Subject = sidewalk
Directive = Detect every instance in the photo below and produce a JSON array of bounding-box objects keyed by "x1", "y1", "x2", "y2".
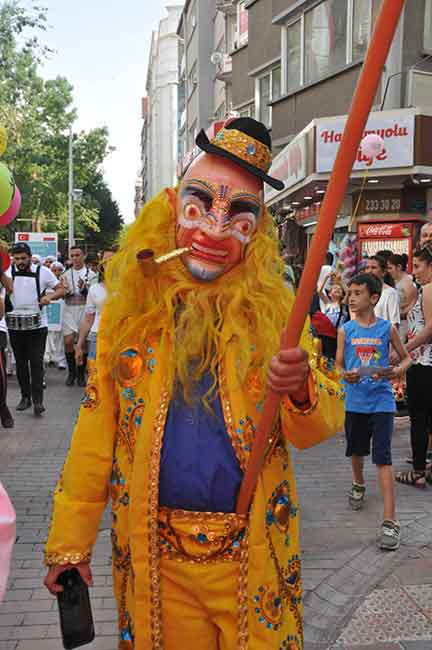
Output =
[
  {"x1": 297, "y1": 416, "x2": 432, "y2": 650},
  {"x1": 0, "y1": 370, "x2": 431, "y2": 649}
]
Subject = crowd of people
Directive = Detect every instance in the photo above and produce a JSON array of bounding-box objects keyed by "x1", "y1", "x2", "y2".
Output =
[
  {"x1": 0, "y1": 243, "x2": 115, "y2": 423},
  {"x1": 307, "y1": 222, "x2": 432, "y2": 550}
]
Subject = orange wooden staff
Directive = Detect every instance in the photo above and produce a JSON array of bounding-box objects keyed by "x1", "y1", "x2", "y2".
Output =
[{"x1": 236, "y1": 0, "x2": 406, "y2": 516}]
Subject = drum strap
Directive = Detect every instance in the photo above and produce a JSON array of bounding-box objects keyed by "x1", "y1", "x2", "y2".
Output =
[{"x1": 11, "y1": 266, "x2": 44, "y2": 303}]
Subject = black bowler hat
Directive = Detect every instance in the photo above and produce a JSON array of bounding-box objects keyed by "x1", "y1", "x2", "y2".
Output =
[{"x1": 195, "y1": 117, "x2": 285, "y2": 191}]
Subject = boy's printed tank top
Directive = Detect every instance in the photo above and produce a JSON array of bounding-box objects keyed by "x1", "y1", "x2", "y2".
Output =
[
  {"x1": 407, "y1": 286, "x2": 432, "y2": 366},
  {"x1": 343, "y1": 317, "x2": 395, "y2": 413}
]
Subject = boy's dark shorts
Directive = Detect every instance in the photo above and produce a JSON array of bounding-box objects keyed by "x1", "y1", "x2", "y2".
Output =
[{"x1": 345, "y1": 411, "x2": 394, "y2": 466}]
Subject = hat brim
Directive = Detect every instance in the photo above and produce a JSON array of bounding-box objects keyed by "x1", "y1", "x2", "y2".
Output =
[{"x1": 195, "y1": 130, "x2": 285, "y2": 192}]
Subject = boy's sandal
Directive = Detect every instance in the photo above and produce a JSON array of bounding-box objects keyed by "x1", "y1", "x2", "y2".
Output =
[{"x1": 395, "y1": 470, "x2": 426, "y2": 488}]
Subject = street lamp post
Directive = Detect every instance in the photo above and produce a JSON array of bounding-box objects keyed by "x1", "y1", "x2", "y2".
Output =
[{"x1": 68, "y1": 125, "x2": 74, "y2": 252}]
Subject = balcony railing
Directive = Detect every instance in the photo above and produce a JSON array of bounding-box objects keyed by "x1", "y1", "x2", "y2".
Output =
[{"x1": 215, "y1": 54, "x2": 233, "y2": 82}]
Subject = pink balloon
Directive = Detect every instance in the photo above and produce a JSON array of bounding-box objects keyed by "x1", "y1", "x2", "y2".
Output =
[
  {"x1": 360, "y1": 133, "x2": 385, "y2": 160},
  {"x1": 0, "y1": 186, "x2": 21, "y2": 226}
]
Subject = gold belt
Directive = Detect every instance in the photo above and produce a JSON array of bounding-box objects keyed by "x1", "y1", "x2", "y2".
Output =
[{"x1": 158, "y1": 507, "x2": 247, "y2": 564}]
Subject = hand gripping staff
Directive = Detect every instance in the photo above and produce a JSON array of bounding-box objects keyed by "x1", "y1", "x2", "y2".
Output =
[{"x1": 236, "y1": 0, "x2": 406, "y2": 516}]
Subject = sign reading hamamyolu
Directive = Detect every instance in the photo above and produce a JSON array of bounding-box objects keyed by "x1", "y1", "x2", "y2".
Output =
[{"x1": 316, "y1": 109, "x2": 415, "y2": 173}]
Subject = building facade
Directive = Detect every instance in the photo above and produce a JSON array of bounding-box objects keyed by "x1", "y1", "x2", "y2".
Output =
[
  {"x1": 177, "y1": 0, "x2": 235, "y2": 175},
  {"x1": 140, "y1": 4, "x2": 184, "y2": 203},
  {"x1": 229, "y1": 0, "x2": 432, "y2": 265}
]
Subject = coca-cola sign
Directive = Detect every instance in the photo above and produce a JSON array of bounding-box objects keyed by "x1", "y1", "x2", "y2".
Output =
[
  {"x1": 316, "y1": 109, "x2": 415, "y2": 173},
  {"x1": 358, "y1": 223, "x2": 411, "y2": 239}
]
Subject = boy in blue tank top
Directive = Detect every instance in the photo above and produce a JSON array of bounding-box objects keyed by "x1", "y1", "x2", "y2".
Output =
[{"x1": 336, "y1": 273, "x2": 411, "y2": 551}]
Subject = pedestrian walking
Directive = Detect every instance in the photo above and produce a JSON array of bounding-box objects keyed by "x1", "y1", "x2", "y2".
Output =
[
  {"x1": 75, "y1": 248, "x2": 116, "y2": 368},
  {"x1": 6, "y1": 243, "x2": 64, "y2": 417},
  {"x1": 45, "y1": 262, "x2": 67, "y2": 370},
  {"x1": 365, "y1": 255, "x2": 400, "y2": 327},
  {"x1": 0, "y1": 284, "x2": 13, "y2": 429},
  {"x1": 387, "y1": 253, "x2": 417, "y2": 342},
  {"x1": 396, "y1": 245, "x2": 432, "y2": 488},
  {"x1": 336, "y1": 272, "x2": 411, "y2": 550},
  {"x1": 315, "y1": 274, "x2": 349, "y2": 359},
  {"x1": 61, "y1": 246, "x2": 98, "y2": 387}
]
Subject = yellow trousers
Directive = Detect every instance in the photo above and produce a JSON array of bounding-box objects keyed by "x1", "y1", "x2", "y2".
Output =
[
  {"x1": 160, "y1": 557, "x2": 239, "y2": 649},
  {"x1": 158, "y1": 508, "x2": 246, "y2": 649}
]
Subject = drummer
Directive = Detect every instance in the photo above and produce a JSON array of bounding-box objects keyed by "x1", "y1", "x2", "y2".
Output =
[{"x1": 7, "y1": 243, "x2": 64, "y2": 417}]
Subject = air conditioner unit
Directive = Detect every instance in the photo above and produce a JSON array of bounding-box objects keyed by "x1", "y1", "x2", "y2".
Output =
[{"x1": 210, "y1": 51, "x2": 224, "y2": 66}]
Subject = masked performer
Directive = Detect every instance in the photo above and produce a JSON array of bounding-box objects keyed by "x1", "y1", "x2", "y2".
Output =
[{"x1": 44, "y1": 119, "x2": 344, "y2": 650}]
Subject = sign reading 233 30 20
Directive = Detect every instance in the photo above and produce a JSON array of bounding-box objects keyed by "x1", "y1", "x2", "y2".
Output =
[{"x1": 316, "y1": 110, "x2": 415, "y2": 173}]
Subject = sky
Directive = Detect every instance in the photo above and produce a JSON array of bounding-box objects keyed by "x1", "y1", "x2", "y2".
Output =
[{"x1": 28, "y1": 0, "x2": 183, "y2": 224}]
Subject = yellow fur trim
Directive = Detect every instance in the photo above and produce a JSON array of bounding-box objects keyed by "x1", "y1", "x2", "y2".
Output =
[{"x1": 103, "y1": 188, "x2": 294, "y2": 403}]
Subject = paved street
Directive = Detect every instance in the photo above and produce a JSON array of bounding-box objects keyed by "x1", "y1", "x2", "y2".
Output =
[{"x1": 1, "y1": 370, "x2": 432, "y2": 649}]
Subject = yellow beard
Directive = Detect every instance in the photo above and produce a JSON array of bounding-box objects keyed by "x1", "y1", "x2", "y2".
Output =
[{"x1": 103, "y1": 188, "x2": 294, "y2": 403}]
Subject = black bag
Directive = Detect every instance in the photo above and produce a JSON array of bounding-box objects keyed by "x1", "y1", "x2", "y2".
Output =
[{"x1": 56, "y1": 569, "x2": 95, "y2": 650}]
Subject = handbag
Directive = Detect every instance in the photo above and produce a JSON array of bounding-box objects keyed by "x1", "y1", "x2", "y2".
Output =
[{"x1": 0, "y1": 480, "x2": 16, "y2": 602}]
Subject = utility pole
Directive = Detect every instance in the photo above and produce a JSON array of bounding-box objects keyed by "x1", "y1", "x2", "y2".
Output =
[{"x1": 68, "y1": 125, "x2": 74, "y2": 252}]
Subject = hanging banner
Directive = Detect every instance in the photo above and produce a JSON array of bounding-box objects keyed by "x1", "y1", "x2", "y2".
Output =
[{"x1": 15, "y1": 233, "x2": 58, "y2": 259}]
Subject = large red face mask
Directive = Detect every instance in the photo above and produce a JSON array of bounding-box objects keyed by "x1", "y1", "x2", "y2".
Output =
[{"x1": 177, "y1": 154, "x2": 263, "y2": 281}]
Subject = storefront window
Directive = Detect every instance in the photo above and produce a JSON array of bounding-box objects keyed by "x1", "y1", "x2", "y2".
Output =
[
  {"x1": 305, "y1": 0, "x2": 348, "y2": 85},
  {"x1": 353, "y1": 0, "x2": 372, "y2": 61},
  {"x1": 286, "y1": 20, "x2": 302, "y2": 91}
]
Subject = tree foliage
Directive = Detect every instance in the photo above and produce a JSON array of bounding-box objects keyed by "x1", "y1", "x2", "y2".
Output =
[{"x1": 0, "y1": 1, "x2": 123, "y2": 250}]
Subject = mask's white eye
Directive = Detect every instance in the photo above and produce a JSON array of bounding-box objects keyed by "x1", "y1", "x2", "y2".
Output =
[
  {"x1": 184, "y1": 202, "x2": 204, "y2": 221},
  {"x1": 233, "y1": 219, "x2": 255, "y2": 237}
]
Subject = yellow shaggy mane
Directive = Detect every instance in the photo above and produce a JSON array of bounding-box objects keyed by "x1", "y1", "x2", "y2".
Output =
[{"x1": 103, "y1": 188, "x2": 294, "y2": 401}]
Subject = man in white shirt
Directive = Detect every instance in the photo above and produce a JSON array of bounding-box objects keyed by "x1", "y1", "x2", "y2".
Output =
[
  {"x1": 0, "y1": 259, "x2": 13, "y2": 428},
  {"x1": 365, "y1": 255, "x2": 400, "y2": 327},
  {"x1": 75, "y1": 248, "x2": 116, "y2": 367},
  {"x1": 419, "y1": 221, "x2": 432, "y2": 249},
  {"x1": 7, "y1": 243, "x2": 64, "y2": 416},
  {"x1": 61, "y1": 246, "x2": 98, "y2": 387}
]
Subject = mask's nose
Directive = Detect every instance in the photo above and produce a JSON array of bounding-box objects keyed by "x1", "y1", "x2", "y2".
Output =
[{"x1": 202, "y1": 209, "x2": 231, "y2": 240}]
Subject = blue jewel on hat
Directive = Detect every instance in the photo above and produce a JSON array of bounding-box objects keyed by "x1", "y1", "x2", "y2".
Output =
[{"x1": 246, "y1": 143, "x2": 256, "y2": 156}]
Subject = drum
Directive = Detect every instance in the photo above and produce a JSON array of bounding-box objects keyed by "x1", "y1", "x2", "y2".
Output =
[{"x1": 6, "y1": 309, "x2": 41, "y2": 331}]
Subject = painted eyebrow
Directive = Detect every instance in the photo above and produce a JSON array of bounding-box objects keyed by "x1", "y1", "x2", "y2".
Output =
[
  {"x1": 180, "y1": 183, "x2": 215, "y2": 202},
  {"x1": 230, "y1": 198, "x2": 261, "y2": 217}
]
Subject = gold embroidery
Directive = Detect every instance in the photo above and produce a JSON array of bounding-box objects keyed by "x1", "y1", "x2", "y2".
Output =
[
  {"x1": 148, "y1": 388, "x2": 170, "y2": 650},
  {"x1": 44, "y1": 551, "x2": 91, "y2": 567},
  {"x1": 211, "y1": 128, "x2": 272, "y2": 173},
  {"x1": 158, "y1": 508, "x2": 247, "y2": 563},
  {"x1": 238, "y1": 525, "x2": 249, "y2": 650},
  {"x1": 115, "y1": 347, "x2": 145, "y2": 387}
]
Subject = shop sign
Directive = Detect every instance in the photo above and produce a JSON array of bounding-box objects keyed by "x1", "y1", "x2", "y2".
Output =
[
  {"x1": 357, "y1": 223, "x2": 411, "y2": 239},
  {"x1": 265, "y1": 134, "x2": 307, "y2": 203},
  {"x1": 316, "y1": 110, "x2": 415, "y2": 173}
]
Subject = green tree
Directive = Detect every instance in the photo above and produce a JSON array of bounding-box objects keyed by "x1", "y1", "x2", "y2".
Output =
[{"x1": 0, "y1": 1, "x2": 123, "y2": 248}]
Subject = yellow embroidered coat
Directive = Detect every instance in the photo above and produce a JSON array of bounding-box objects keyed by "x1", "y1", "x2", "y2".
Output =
[{"x1": 45, "y1": 324, "x2": 344, "y2": 650}]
